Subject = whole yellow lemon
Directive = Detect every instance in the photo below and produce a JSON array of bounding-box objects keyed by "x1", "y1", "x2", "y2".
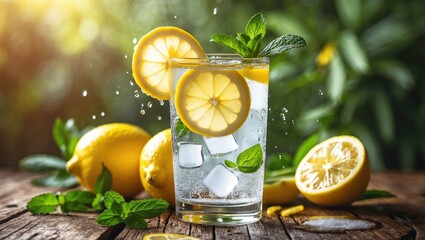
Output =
[
  {"x1": 139, "y1": 128, "x2": 175, "y2": 206},
  {"x1": 66, "y1": 123, "x2": 151, "y2": 198}
]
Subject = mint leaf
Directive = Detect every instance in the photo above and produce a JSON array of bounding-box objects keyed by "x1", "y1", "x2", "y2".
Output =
[
  {"x1": 236, "y1": 144, "x2": 263, "y2": 173},
  {"x1": 124, "y1": 214, "x2": 148, "y2": 229},
  {"x1": 20, "y1": 154, "x2": 66, "y2": 172},
  {"x1": 259, "y1": 34, "x2": 306, "y2": 57},
  {"x1": 358, "y1": 189, "x2": 396, "y2": 201},
  {"x1": 237, "y1": 33, "x2": 250, "y2": 45},
  {"x1": 128, "y1": 198, "x2": 169, "y2": 219},
  {"x1": 247, "y1": 34, "x2": 263, "y2": 57},
  {"x1": 210, "y1": 33, "x2": 253, "y2": 58},
  {"x1": 96, "y1": 209, "x2": 124, "y2": 226},
  {"x1": 61, "y1": 190, "x2": 95, "y2": 213},
  {"x1": 103, "y1": 191, "x2": 125, "y2": 209},
  {"x1": 292, "y1": 134, "x2": 319, "y2": 168},
  {"x1": 95, "y1": 164, "x2": 112, "y2": 194},
  {"x1": 175, "y1": 118, "x2": 190, "y2": 138},
  {"x1": 27, "y1": 193, "x2": 59, "y2": 214},
  {"x1": 245, "y1": 12, "x2": 266, "y2": 39},
  {"x1": 224, "y1": 160, "x2": 237, "y2": 169},
  {"x1": 31, "y1": 169, "x2": 78, "y2": 187},
  {"x1": 92, "y1": 193, "x2": 104, "y2": 211}
]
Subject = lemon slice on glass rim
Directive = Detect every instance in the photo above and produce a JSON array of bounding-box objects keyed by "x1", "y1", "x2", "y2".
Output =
[
  {"x1": 295, "y1": 135, "x2": 370, "y2": 206},
  {"x1": 174, "y1": 69, "x2": 251, "y2": 137},
  {"x1": 132, "y1": 26, "x2": 206, "y2": 100}
]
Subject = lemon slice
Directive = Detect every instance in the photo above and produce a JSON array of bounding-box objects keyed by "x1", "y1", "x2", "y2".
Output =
[
  {"x1": 263, "y1": 176, "x2": 300, "y2": 205},
  {"x1": 295, "y1": 135, "x2": 370, "y2": 206},
  {"x1": 132, "y1": 26, "x2": 206, "y2": 100},
  {"x1": 238, "y1": 68, "x2": 269, "y2": 84},
  {"x1": 175, "y1": 69, "x2": 251, "y2": 137},
  {"x1": 143, "y1": 233, "x2": 200, "y2": 240}
]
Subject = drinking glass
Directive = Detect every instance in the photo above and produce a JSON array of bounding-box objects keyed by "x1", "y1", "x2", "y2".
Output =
[{"x1": 169, "y1": 54, "x2": 269, "y2": 225}]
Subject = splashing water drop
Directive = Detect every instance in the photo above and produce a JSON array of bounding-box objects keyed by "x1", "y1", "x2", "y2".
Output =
[
  {"x1": 157, "y1": 116, "x2": 162, "y2": 120},
  {"x1": 280, "y1": 113, "x2": 286, "y2": 121},
  {"x1": 173, "y1": 15, "x2": 178, "y2": 19},
  {"x1": 147, "y1": 102, "x2": 153, "y2": 108},
  {"x1": 115, "y1": 90, "x2": 120, "y2": 95},
  {"x1": 124, "y1": 55, "x2": 128, "y2": 59},
  {"x1": 318, "y1": 89, "x2": 324, "y2": 96},
  {"x1": 82, "y1": 90, "x2": 88, "y2": 97},
  {"x1": 140, "y1": 103, "x2": 144, "y2": 108},
  {"x1": 282, "y1": 107, "x2": 288, "y2": 113},
  {"x1": 134, "y1": 90, "x2": 140, "y2": 98},
  {"x1": 100, "y1": 112, "x2": 105, "y2": 117},
  {"x1": 159, "y1": 100, "x2": 164, "y2": 106},
  {"x1": 132, "y1": 37, "x2": 137, "y2": 44},
  {"x1": 292, "y1": 119, "x2": 295, "y2": 124},
  {"x1": 140, "y1": 109, "x2": 145, "y2": 115},
  {"x1": 213, "y1": 7, "x2": 218, "y2": 15},
  {"x1": 129, "y1": 81, "x2": 134, "y2": 86},
  {"x1": 92, "y1": 115, "x2": 96, "y2": 120}
]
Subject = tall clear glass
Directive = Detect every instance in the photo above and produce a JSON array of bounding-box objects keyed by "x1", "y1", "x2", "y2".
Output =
[{"x1": 169, "y1": 55, "x2": 269, "y2": 225}]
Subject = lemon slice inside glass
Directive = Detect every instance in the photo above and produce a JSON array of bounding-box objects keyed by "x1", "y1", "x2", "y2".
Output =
[
  {"x1": 132, "y1": 26, "x2": 206, "y2": 100},
  {"x1": 238, "y1": 68, "x2": 269, "y2": 84},
  {"x1": 295, "y1": 135, "x2": 370, "y2": 206},
  {"x1": 175, "y1": 69, "x2": 251, "y2": 137}
]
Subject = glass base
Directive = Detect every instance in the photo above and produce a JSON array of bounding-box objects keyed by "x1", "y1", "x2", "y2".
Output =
[{"x1": 176, "y1": 199, "x2": 262, "y2": 226}]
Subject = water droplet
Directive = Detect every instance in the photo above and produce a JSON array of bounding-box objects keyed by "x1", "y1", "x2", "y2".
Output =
[
  {"x1": 274, "y1": 145, "x2": 278, "y2": 150},
  {"x1": 126, "y1": 71, "x2": 129, "y2": 75},
  {"x1": 115, "y1": 90, "x2": 120, "y2": 95},
  {"x1": 147, "y1": 102, "x2": 152, "y2": 108},
  {"x1": 157, "y1": 116, "x2": 162, "y2": 120},
  {"x1": 213, "y1": 7, "x2": 218, "y2": 15},
  {"x1": 292, "y1": 119, "x2": 295, "y2": 124},
  {"x1": 124, "y1": 55, "x2": 128, "y2": 59},
  {"x1": 174, "y1": 15, "x2": 178, "y2": 19},
  {"x1": 318, "y1": 89, "x2": 324, "y2": 96},
  {"x1": 284, "y1": 131, "x2": 288, "y2": 135},
  {"x1": 132, "y1": 37, "x2": 138, "y2": 44},
  {"x1": 82, "y1": 90, "x2": 88, "y2": 97},
  {"x1": 134, "y1": 90, "x2": 140, "y2": 98},
  {"x1": 280, "y1": 113, "x2": 286, "y2": 121},
  {"x1": 140, "y1": 103, "x2": 144, "y2": 108},
  {"x1": 140, "y1": 109, "x2": 145, "y2": 115},
  {"x1": 100, "y1": 112, "x2": 105, "y2": 117},
  {"x1": 129, "y1": 81, "x2": 134, "y2": 86},
  {"x1": 159, "y1": 100, "x2": 164, "y2": 106},
  {"x1": 92, "y1": 115, "x2": 96, "y2": 120},
  {"x1": 282, "y1": 107, "x2": 288, "y2": 113}
]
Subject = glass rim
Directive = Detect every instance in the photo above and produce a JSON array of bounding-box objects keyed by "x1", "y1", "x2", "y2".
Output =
[{"x1": 169, "y1": 54, "x2": 269, "y2": 65}]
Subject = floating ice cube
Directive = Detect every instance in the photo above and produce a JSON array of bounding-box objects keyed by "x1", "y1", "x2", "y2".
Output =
[
  {"x1": 203, "y1": 164, "x2": 238, "y2": 198},
  {"x1": 178, "y1": 143, "x2": 204, "y2": 168},
  {"x1": 247, "y1": 79, "x2": 268, "y2": 110},
  {"x1": 203, "y1": 134, "x2": 239, "y2": 157}
]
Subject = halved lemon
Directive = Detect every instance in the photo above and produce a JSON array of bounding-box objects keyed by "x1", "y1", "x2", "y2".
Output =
[
  {"x1": 143, "y1": 233, "x2": 200, "y2": 240},
  {"x1": 132, "y1": 26, "x2": 206, "y2": 100},
  {"x1": 263, "y1": 176, "x2": 300, "y2": 205},
  {"x1": 175, "y1": 69, "x2": 250, "y2": 137},
  {"x1": 295, "y1": 135, "x2": 370, "y2": 207}
]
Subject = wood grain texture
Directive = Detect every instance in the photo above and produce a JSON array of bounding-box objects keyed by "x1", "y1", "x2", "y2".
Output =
[{"x1": 0, "y1": 169, "x2": 424, "y2": 240}]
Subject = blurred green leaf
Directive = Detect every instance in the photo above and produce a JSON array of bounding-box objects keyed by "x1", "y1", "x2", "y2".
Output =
[
  {"x1": 327, "y1": 51, "x2": 346, "y2": 103},
  {"x1": 293, "y1": 134, "x2": 320, "y2": 168},
  {"x1": 335, "y1": 0, "x2": 361, "y2": 30},
  {"x1": 339, "y1": 31, "x2": 369, "y2": 73},
  {"x1": 358, "y1": 189, "x2": 396, "y2": 201},
  {"x1": 373, "y1": 90, "x2": 394, "y2": 143},
  {"x1": 351, "y1": 124, "x2": 385, "y2": 170},
  {"x1": 375, "y1": 59, "x2": 414, "y2": 90},
  {"x1": 32, "y1": 170, "x2": 78, "y2": 188},
  {"x1": 20, "y1": 155, "x2": 66, "y2": 172},
  {"x1": 267, "y1": 152, "x2": 292, "y2": 170}
]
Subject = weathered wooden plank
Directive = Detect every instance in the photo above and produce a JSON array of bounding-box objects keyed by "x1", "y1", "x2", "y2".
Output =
[
  {"x1": 189, "y1": 222, "x2": 215, "y2": 239},
  {"x1": 215, "y1": 225, "x2": 250, "y2": 240},
  {"x1": 247, "y1": 214, "x2": 290, "y2": 240},
  {"x1": 0, "y1": 212, "x2": 117, "y2": 240}
]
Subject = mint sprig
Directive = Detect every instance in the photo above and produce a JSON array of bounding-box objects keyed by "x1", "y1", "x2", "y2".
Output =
[
  {"x1": 210, "y1": 12, "x2": 306, "y2": 58},
  {"x1": 225, "y1": 144, "x2": 264, "y2": 173},
  {"x1": 96, "y1": 191, "x2": 169, "y2": 229}
]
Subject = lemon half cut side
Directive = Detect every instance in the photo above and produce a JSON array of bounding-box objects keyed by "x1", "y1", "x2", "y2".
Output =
[{"x1": 295, "y1": 135, "x2": 370, "y2": 207}]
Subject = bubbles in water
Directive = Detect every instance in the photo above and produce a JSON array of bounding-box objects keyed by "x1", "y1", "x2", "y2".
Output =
[
  {"x1": 147, "y1": 102, "x2": 153, "y2": 108},
  {"x1": 134, "y1": 90, "x2": 140, "y2": 98},
  {"x1": 82, "y1": 90, "x2": 88, "y2": 97},
  {"x1": 132, "y1": 37, "x2": 137, "y2": 45},
  {"x1": 100, "y1": 112, "x2": 105, "y2": 117},
  {"x1": 213, "y1": 7, "x2": 218, "y2": 15},
  {"x1": 157, "y1": 116, "x2": 162, "y2": 120}
]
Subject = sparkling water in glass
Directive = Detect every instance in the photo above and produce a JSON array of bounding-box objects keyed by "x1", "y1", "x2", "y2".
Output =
[{"x1": 169, "y1": 55, "x2": 269, "y2": 225}]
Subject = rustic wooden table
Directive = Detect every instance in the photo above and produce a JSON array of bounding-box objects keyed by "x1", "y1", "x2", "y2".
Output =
[{"x1": 0, "y1": 169, "x2": 424, "y2": 240}]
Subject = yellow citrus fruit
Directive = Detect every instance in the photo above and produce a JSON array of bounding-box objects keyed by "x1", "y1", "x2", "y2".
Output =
[
  {"x1": 263, "y1": 176, "x2": 300, "y2": 205},
  {"x1": 66, "y1": 123, "x2": 151, "y2": 198},
  {"x1": 175, "y1": 69, "x2": 251, "y2": 137},
  {"x1": 238, "y1": 68, "x2": 269, "y2": 84},
  {"x1": 132, "y1": 26, "x2": 206, "y2": 100},
  {"x1": 280, "y1": 205, "x2": 304, "y2": 217},
  {"x1": 295, "y1": 135, "x2": 370, "y2": 207},
  {"x1": 140, "y1": 128, "x2": 175, "y2": 206},
  {"x1": 143, "y1": 233, "x2": 200, "y2": 240}
]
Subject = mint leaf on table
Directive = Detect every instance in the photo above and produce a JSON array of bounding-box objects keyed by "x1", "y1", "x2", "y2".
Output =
[
  {"x1": 127, "y1": 198, "x2": 169, "y2": 219},
  {"x1": 358, "y1": 189, "x2": 396, "y2": 201},
  {"x1": 26, "y1": 193, "x2": 59, "y2": 214},
  {"x1": 210, "y1": 12, "x2": 306, "y2": 58},
  {"x1": 96, "y1": 209, "x2": 124, "y2": 226},
  {"x1": 103, "y1": 190, "x2": 125, "y2": 209},
  {"x1": 236, "y1": 144, "x2": 264, "y2": 173},
  {"x1": 61, "y1": 190, "x2": 96, "y2": 213},
  {"x1": 19, "y1": 155, "x2": 66, "y2": 172},
  {"x1": 95, "y1": 164, "x2": 113, "y2": 195},
  {"x1": 31, "y1": 169, "x2": 78, "y2": 188}
]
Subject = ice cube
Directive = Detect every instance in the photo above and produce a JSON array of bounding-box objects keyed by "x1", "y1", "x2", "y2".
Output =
[
  {"x1": 203, "y1": 164, "x2": 238, "y2": 198},
  {"x1": 203, "y1": 134, "x2": 239, "y2": 156},
  {"x1": 247, "y1": 79, "x2": 268, "y2": 110},
  {"x1": 178, "y1": 143, "x2": 204, "y2": 168}
]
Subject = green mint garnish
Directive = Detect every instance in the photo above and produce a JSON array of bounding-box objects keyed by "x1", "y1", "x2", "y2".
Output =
[
  {"x1": 95, "y1": 163, "x2": 113, "y2": 195},
  {"x1": 26, "y1": 193, "x2": 60, "y2": 214},
  {"x1": 175, "y1": 118, "x2": 190, "y2": 138},
  {"x1": 96, "y1": 191, "x2": 169, "y2": 229},
  {"x1": 210, "y1": 12, "x2": 306, "y2": 58},
  {"x1": 358, "y1": 189, "x2": 396, "y2": 201},
  {"x1": 224, "y1": 144, "x2": 264, "y2": 173}
]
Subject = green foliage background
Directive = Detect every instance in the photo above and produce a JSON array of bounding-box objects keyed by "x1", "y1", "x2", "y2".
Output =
[{"x1": 1, "y1": 0, "x2": 424, "y2": 170}]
